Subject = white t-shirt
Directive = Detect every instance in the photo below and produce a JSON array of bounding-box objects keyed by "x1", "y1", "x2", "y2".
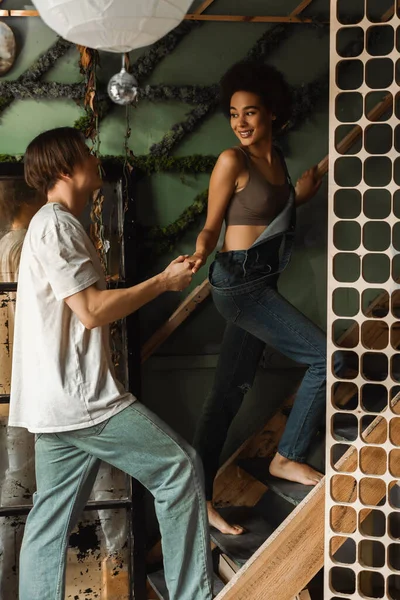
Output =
[{"x1": 9, "y1": 203, "x2": 135, "y2": 433}]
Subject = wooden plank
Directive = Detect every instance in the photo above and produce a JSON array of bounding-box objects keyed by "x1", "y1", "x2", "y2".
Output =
[
  {"x1": 146, "y1": 580, "x2": 159, "y2": 600},
  {"x1": 141, "y1": 279, "x2": 210, "y2": 362},
  {"x1": 215, "y1": 410, "x2": 394, "y2": 599},
  {"x1": 0, "y1": 9, "x2": 39, "y2": 16},
  {"x1": 101, "y1": 554, "x2": 129, "y2": 600},
  {"x1": 193, "y1": 0, "x2": 216, "y2": 15},
  {"x1": 0, "y1": 404, "x2": 9, "y2": 417},
  {"x1": 297, "y1": 590, "x2": 312, "y2": 600},
  {"x1": 213, "y1": 464, "x2": 268, "y2": 507},
  {"x1": 215, "y1": 479, "x2": 325, "y2": 600},
  {"x1": 291, "y1": 0, "x2": 314, "y2": 16},
  {"x1": 0, "y1": 0, "x2": 316, "y2": 19},
  {"x1": 184, "y1": 15, "x2": 318, "y2": 23},
  {"x1": 219, "y1": 553, "x2": 239, "y2": 583},
  {"x1": 0, "y1": 10, "x2": 314, "y2": 22}
]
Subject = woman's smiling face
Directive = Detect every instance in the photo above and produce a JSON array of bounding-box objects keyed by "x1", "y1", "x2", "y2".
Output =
[{"x1": 229, "y1": 90, "x2": 274, "y2": 146}]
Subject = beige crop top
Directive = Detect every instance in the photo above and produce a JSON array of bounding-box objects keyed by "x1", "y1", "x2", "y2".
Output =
[{"x1": 225, "y1": 146, "x2": 290, "y2": 227}]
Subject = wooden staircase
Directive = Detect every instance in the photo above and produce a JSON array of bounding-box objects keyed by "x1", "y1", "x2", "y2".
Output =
[
  {"x1": 144, "y1": 284, "x2": 395, "y2": 598},
  {"x1": 140, "y1": 22, "x2": 397, "y2": 596}
]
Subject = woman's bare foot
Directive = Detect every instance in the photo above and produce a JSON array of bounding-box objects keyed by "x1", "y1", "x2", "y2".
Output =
[
  {"x1": 207, "y1": 501, "x2": 244, "y2": 535},
  {"x1": 269, "y1": 453, "x2": 323, "y2": 486}
]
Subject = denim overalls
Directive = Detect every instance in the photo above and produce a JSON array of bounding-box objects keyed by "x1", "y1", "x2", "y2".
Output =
[{"x1": 194, "y1": 153, "x2": 339, "y2": 500}]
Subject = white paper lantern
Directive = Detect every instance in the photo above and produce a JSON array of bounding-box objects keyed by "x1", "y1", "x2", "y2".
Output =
[{"x1": 31, "y1": 0, "x2": 193, "y2": 53}]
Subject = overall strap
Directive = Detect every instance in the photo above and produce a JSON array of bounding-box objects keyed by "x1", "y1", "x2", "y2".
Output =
[{"x1": 274, "y1": 145, "x2": 293, "y2": 186}]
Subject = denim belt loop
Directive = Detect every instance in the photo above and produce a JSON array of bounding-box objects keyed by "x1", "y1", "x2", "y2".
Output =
[{"x1": 242, "y1": 250, "x2": 249, "y2": 277}]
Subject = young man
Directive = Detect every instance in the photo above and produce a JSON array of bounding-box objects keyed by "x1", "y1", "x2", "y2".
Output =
[{"x1": 9, "y1": 127, "x2": 213, "y2": 600}]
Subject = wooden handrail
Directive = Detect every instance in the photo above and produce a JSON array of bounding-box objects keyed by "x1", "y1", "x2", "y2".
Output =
[
  {"x1": 184, "y1": 15, "x2": 320, "y2": 23},
  {"x1": 0, "y1": 11, "x2": 320, "y2": 23},
  {"x1": 0, "y1": 0, "x2": 316, "y2": 22}
]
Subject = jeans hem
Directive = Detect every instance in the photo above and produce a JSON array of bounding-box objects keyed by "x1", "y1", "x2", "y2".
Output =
[{"x1": 276, "y1": 448, "x2": 307, "y2": 463}]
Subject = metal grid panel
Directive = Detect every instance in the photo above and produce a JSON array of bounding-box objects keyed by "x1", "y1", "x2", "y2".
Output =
[{"x1": 325, "y1": 2, "x2": 400, "y2": 598}]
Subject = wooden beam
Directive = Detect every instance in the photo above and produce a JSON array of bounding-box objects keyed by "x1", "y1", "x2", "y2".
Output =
[
  {"x1": 0, "y1": 9, "x2": 39, "y2": 16},
  {"x1": 193, "y1": 0, "x2": 217, "y2": 15},
  {"x1": 291, "y1": 0, "x2": 314, "y2": 17},
  {"x1": 0, "y1": 1, "x2": 317, "y2": 22},
  {"x1": 216, "y1": 479, "x2": 325, "y2": 600},
  {"x1": 297, "y1": 591, "x2": 312, "y2": 600},
  {"x1": 215, "y1": 403, "x2": 396, "y2": 600},
  {"x1": 0, "y1": 12, "x2": 318, "y2": 23},
  {"x1": 184, "y1": 15, "x2": 319, "y2": 23},
  {"x1": 141, "y1": 279, "x2": 210, "y2": 362}
]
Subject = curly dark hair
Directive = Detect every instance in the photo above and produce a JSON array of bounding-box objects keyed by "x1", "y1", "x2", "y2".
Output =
[
  {"x1": 219, "y1": 61, "x2": 292, "y2": 130},
  {"x1": 0, "y1": 178, "x2": 40, "y2": 226}
]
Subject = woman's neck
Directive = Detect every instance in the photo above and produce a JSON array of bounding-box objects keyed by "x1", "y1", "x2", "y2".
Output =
[{"x1": 245, "y1": 138, "x2": 274, "y2": 163}]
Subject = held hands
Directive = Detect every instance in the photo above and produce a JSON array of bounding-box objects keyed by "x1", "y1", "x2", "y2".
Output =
[
  {"x1": 295, "y1": 165, "x2": 322, "y2": 205},
  {"x1": 162, "y1": 255, "x2": 193, "y2": 292},
  {"x1": 185, "y1": 251, "x2": 206, "y2": 274}
]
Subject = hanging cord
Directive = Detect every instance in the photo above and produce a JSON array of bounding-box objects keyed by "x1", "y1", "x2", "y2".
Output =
[
  {"x1": 78, "y1": 46, "x2": 108, "y2": 274},
  {"x1": 108, "y1": 54, "x2": 134, "y2": 376},
  {"x1": 122, "y1": 51, "x2": 134, "y2": 236}
]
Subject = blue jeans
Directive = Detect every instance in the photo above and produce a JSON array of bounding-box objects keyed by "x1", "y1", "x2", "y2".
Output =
[
  {"x1": 194, "y1": 244, "x2": 339, "y2": 500},
  {"x1": 19, "y1": 403, "x2": 213, "y2": 600}
]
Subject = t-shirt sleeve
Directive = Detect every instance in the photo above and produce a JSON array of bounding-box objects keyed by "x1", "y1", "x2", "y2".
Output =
[{"x1": 36, "y1": 223, "x2": 100, "y2": 301}]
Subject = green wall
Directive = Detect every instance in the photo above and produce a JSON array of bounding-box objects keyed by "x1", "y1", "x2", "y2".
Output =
[{"x1": 1, "y1": 0, "x2": 333, "y2": 453}]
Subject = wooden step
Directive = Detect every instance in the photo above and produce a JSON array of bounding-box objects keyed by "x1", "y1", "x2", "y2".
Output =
[
  {"x1": 237, "y1": 427, "x2": 327, "y2": 506},
  {"x1": 210, "y1": 506, "x2": 273, "y2": 567},
  {"x1": 253, "y1": 489, "x2": 295, "y2": 530},
  {"x1": 214, "y1": 400, "x2": 397, "y2": 599},
  {"x1": 238, "y1": 458, "x2": 312, "y2": 506}
]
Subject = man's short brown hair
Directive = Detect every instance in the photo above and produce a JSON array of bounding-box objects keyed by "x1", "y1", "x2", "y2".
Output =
[{"x1": 24, "y1": 127, "x2": 89, "y2": 195}]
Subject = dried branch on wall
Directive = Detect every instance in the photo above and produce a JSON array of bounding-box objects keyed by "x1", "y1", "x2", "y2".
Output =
[
  {"x1": 149, "y1": 102, "x2": 218, "y2": 157},
  {"x1": 138, "y1": 84, "x2": 218, "y2": 104},
  {"x1": 131, "y1": 21, "x2": 200, "y2": 82},
  {"x1": 0, "y1": 80, "x2": 85, "y2": 100},
  {"x1": 144, "y1": 188, "x2": 209, "y2": 254},
  {"x1": 0, "y1": 38, "x2": 73, "y2": 115}
]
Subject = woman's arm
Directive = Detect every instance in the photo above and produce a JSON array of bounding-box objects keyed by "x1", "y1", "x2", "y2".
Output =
[
  {"x1": 188, "y1": 149, "x2": 242, "y2": 273},
  {"x1": 295, "y1": 165, "x2": 322, "y2": 206}
]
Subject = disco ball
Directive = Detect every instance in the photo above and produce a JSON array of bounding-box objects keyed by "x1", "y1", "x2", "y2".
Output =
[{"x1": 107, "y1": 66, "x2": 138, "y2": 106}]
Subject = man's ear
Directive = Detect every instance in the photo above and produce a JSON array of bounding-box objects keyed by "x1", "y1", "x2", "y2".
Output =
[{"x1": 59, "y1": 171, "x2": 73, "y2": 183}]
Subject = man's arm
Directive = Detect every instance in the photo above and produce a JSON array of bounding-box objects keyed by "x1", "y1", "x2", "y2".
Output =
[{"x1": 65, "y1": 255, "x2": 192, "y2": 329}]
